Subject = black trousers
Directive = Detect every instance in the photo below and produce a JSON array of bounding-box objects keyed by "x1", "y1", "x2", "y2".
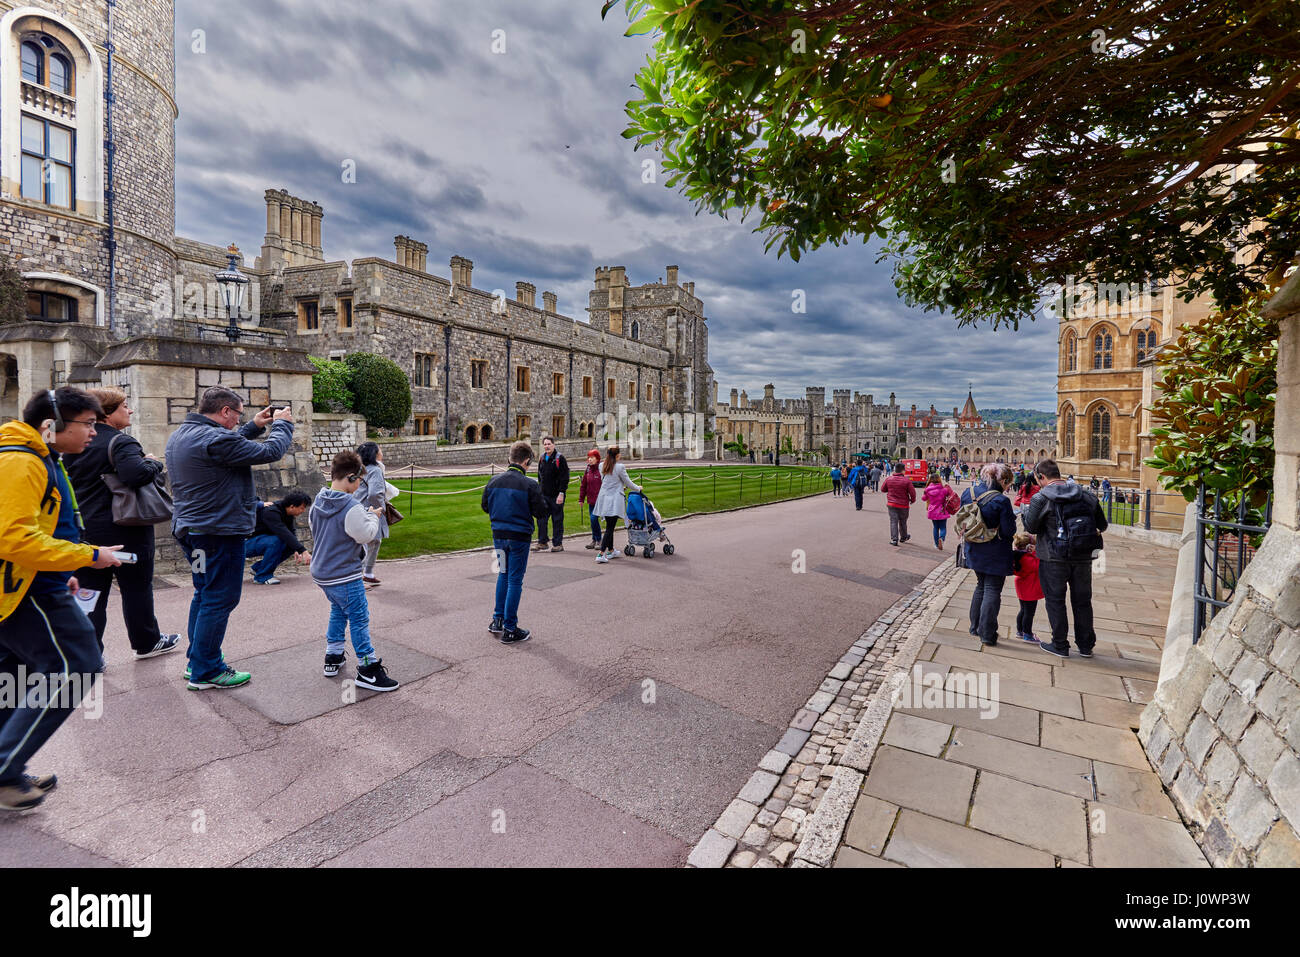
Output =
[
  {"x1": 968, "y1": 572, "x2": 1006, "y2": 644},
  {"x1": 599, "y1": 516, "x2": 619, "y2": 552},
  {"x1": 1037, "y1": 560, "x2": 1096, "y2": 652},
  {"x1": 0, "y1": 590, "x2": 102, "y2": 786},
  {"x1": 76, "y1": 524, "x2": 163, "y2": 654},
  {"x1": 1016, "y1": 599, "x2": 1038, "y2": 636},
  {"x1": 537, "y1": 494, "x2": 564, "y2": 545}
]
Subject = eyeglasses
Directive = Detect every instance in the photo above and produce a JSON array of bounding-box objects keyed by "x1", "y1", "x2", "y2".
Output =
[{"x1": 67, "y1": 418, "x2": 98, "y2": 429}]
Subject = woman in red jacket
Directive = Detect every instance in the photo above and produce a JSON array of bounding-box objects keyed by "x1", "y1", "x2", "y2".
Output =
[
  {"x1": 578, "y1": 449, "x2": 603, "y2": 549},
  {"x1": 1012, "y1": 531, "x2": 1044, "y2": 642}
]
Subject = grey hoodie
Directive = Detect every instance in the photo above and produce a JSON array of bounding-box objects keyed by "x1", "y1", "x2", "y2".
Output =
[
  {"x1": 1020, "y1": 480, "x2": 1108, "y2": 563},
  {"x1": 309, "y1": 487, "x2": 380, "y2": 587}
]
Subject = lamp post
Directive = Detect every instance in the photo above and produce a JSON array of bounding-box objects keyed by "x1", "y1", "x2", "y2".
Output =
[{"x1": 214, "y1": 244, "x2": 249, "y2": 343}]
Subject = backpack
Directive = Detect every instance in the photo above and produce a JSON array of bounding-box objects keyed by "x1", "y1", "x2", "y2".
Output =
[
  {"x1": 853, "y1": 467, "x2": 868, "y2": 490},
  {"x1": 1051, "y1": 495, "x2": 1104, "y2": 561},
  {"x1": 953, "y1": 489, "x2": 1001, "y2": 543},
  {"x1": 0, "y1": 445, "x2": 58, "y2": 516},
  {"x1": 943, "y1": 486, "x2": 961, "y2": 515}
]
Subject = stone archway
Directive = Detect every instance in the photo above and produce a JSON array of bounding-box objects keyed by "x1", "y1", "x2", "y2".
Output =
[
  {"x1": 466, "y1": 425, "x2": 478, "y2": 444},
  {"x1": 481, "y1": 424, "x2": 494, "y2": 441}
]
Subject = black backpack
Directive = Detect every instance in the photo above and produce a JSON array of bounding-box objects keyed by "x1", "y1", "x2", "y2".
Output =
[
  {"x1": 1052, "y1": 494, "x2": 1103, "y2": 561},
  {"x1": 853, "y1": 468, "x2": 868, "y2": 490}
]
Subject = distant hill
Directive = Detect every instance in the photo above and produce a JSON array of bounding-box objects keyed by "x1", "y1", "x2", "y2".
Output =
[{"x1": 979, "y1": 408, "x2": 1056, "y2": 431}]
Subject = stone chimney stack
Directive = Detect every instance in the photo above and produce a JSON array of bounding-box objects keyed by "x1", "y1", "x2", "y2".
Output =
[
  {"x1": 395, "y1": 236, "x2": 410, "y2": 267},
  {"x1": 665, "y1": 265, "x2": 678, "y2": 286},
  {"x1": 450, "y1": 255, "x2": 474, "y2": 290},
  {"x1": 683, "y1": 281, "x2": 695, "y2": 296},
  {"x1": 261, "y1": 188, "x2": 325, "y2": 269},
  {"x1": 730, "y1": 388, "x2": 739, "y2": 407},
  {"x1": 542, "y1": 291, "x2": 557, "y2": 313},
  {"x1": 516, "y1": 282, "x2": 536, "y2": 308}
]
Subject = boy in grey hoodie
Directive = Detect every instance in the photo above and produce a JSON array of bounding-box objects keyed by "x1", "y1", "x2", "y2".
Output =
[{"x1": 308, "y1": 451, "x2": 398, "y2": 691}]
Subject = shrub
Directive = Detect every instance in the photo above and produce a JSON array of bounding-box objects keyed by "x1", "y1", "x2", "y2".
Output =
[
  {"x1": 308, "y1": 355, "x2": 354, "y2": 413},
  {"x1": 344, "y1": 352, "x2": 412, "y2": 430},
  {"x1": 0, "y1": 253, "x2": 26, "y2": 325}
]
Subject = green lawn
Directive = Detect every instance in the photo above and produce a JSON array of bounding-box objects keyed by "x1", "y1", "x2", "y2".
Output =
[{"x1": 381, "y1": 465, "x2": 831, "y2": 558}]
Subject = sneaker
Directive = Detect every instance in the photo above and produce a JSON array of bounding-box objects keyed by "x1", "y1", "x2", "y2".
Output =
[
  {"x1": 532, "y1": 541, "x2": 549, "y2": 551},
  {"x1": 1038, "y1": 640, "x2": 1069, "y2": 659},
  {"x1": 551, "y1": 544, "x2": 564, "y2": 552},
  {"x1": 890, "y1": 540, "x2": 899, "y2": 546},
  {"x1": 184, "y1": 657, "x2": 226, "y2": 681},
  {"x1": 323, "y1": 652, "x2": 345, "y2": 677},
  {"x1": 500, "y1": 627, "x2": 531, "y2": 645},
  {"x1": 362, "y1": 576, "x2": 381, "y2": 586},
  {"x1": 901, "y1": 535, "x2": 911, "y2": 543},
  {"x1": 595, "y1": 553, "x2": 609, "y2": 564},
  {"x1": 134, "y1": 634, "x2": 181, "y2": 660},
  {"x1": 355, "y1": 658, "x2": 399, "y2": 692},
  {"x1": 23, "y1": 772, "x2": 57, "y2": 794},
  {"x1": 1020, "y1": 631, "x2": 1039, "y2": 643},
  {"x1": 1077, "y1": 647, "x2": 1095, "y2": 659},
  {"x1": 585, "y1": 541, "x2": 598, "y2": 549},
  {"x1": 0, "y1": 780, "x2": 44, "y2": 812},
  {"x1": 188, "y1": 667, "x2": 251, "y2": 690},
  {"x1": 254, "y1": 577, "x2": 281, "y2": 585},
  {"x1": 488, "y1": 617, "x2": 505, "y2": 635}
]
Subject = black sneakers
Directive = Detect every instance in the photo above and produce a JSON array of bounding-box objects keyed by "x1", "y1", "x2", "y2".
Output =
[
  {"x1": 1038, "y1": 640, "x2": 1069, "y2": 659},
  {"x1": 488, "y1": 617, "x2": 505, "y2": 635},
  {"x1": 135, "y1": 634, "x2": 181, "y2": 660},
  {"x1": 323, "y1": 652, "x2": 345, "y2": 677},
  {"x1": 1077, "y1": 647, "x2": 1095, "y2": 659},
  {"x1": 355, "y1": 658, "x2": 399, "y2": 692},
  {"x1": 500, "y1": 627, "x2": 531, "y2": 645}
]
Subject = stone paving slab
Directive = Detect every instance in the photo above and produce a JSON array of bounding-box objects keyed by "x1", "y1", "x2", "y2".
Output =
[
  {"x1": 881, "y1": 712, "x2": 953, "y2": 757},
  {"x1": 932, "y1": 646, "x2": 1054, "y2": 686},
  {"x1": 842, "y1": 793, "x2": 898, "y2": 855},
  {"x1": 1051, "y1": 667, "x2": 1130, "y2": 700},
  {"x1": 946, "y1": 668, "x2": 1084, "y2": 719},
  {"x1": 226, "y1": 639, "x2": 450, "y2": 725},
  {"x1": 833, "y1": 845, "x2": 904, "y2": 867},
  {"x1": 1041, "y1": 714, "x2": 1150, "y2": 770},
  {"x1": 1088, "y1": 800, "x2": 1209, "y2": 867},
  {"x1": 897, "y1": 698, "x2": 1040, "y2": 745},
  {"x1": 1081, "y1": 693, "x2": 1146, "y2": 730},
  {"x1": 1092, "y1": 761, "x2": 1180, "y2": 821},
  {"x1": 969, "y1": 770, "x2": 1089, "y2": 863},
  {"x1": 944, "y1": 727, "x2": 1095, "y2": 799},
  {"x1": 882, "y1": 809, "x2": 1055, "y2": 868},
  {"x1": 861, "y1": 746, "x2": 975, "y2": 824}
]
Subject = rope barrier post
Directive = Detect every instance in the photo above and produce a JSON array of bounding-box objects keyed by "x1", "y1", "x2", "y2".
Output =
[
  {"x1": 409, "y1": 464, "x2": 415, "y2": 518},
  {"x1": 681, "y1": 470, "x2": 685, "y2": 511},
  {"x1": 740, "y1": 472, "x2": 744, "y2": 504},
  {"x1": 713, "y1": 471, "x2": 716, "y2": 506},
  {"x1": 760, "y1": 473, "x2": 764, "y2": 501}
]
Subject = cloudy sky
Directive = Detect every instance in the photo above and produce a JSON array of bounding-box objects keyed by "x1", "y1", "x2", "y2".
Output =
[{"x1": 173, "y1": 0, "x2": 1060, "y2": 412}]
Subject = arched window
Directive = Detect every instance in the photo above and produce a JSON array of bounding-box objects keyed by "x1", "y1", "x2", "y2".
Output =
[
  {"x1": 629, "y1": 320, "x2": 639, "y2": 341},
  {"x1": 1063, "y1": 331, "x2": 1078, "y2": 372},
  {"x1": 1062, "y1": 405, "x2": 1076, "y2": 457},
  {"x1": 48, "y1": 53, "x2": 71, "y2": 94},
  {"x1": 465, "y1": 425, "x2": 478, "y2": 444},
  {"x1": 21, "y1": 40, "x2": 43, "y2": 84},
  {"x1": 1090, "y1": 408, "x2": 1111, "y2": 460},
  {"x1": 1135, "y1": 322, "x2": 1160, "y2": 363},
  {"x1": 1092, "y1": 328, "x2": 1114, "y2": 369},
  {"x1": 481, "y1": 424, "x2": 493, "y2": 441}
]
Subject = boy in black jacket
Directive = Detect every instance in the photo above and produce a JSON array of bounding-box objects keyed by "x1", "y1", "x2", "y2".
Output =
[
  {"x1": 481, "y1": 442, "x2": 548, "y2": 644},
  {"x1": 534, "y1": 435, "x2": 570, "y2": 552},
  {"x1": 245, "y1": 491, "x2": 312, "y2": 584}
]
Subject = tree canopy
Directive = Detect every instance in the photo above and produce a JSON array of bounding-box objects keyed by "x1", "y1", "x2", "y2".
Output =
[{"x1": 603, "y1": 0, "x2": 1300, "y2": 327}]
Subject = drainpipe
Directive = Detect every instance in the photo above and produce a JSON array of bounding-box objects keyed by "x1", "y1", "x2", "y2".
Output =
[
  {"x1": 443, "y1": 325, "x2": 451, "y2": 440},
  {"x1": 104, "y1": 0, "x2": 118, "y2": 335},
  {"x1": 504, "y1": 337, "x2": 511, "y2": 438}
]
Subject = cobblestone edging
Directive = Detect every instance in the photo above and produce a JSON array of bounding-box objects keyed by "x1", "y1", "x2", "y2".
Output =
[{"x1": 686, "y1": 557, "x2": 963, "y2": 868}]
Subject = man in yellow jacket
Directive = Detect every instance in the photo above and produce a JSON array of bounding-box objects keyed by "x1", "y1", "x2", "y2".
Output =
[{"x1": 0, "y1": 388, "x2": 123, "y2": 812}]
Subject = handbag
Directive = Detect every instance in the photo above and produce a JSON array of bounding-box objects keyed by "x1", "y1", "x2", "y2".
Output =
[
  {"x1": 102, "y1": 433, "x2": 174, "y2": 526},
  {"x1": 383, "y1": 501, "x2": 404, "y2": 526}
]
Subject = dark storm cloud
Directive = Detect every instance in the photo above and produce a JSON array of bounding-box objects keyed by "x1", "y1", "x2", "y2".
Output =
[{"x1": 173, "y1": 0, "x2": 1061, "y2": 411}]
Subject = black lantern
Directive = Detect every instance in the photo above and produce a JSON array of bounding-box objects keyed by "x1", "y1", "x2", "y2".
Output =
[{"x1": 214, "y1": 244, "x2": 249, "y2": 342}]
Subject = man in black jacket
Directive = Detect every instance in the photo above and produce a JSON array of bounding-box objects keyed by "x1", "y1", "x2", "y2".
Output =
[
  {"x1": 534, "y1": 436, "x2": 569, "y2": 552},
  {"x1": 245, "y1": 492, "x2": 312, "y2": 584},
  {"x1": 1021, "y1": 458, "x2": 1109, "y2": 659}
]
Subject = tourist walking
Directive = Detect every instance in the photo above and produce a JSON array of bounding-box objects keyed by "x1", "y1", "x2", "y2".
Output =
[
  {"x1": 593, "y1": 446, "x2": 642, "y2": 563},
  {"x1": 958, "y1": 463, "x2": 1017, "y2": 646},
  {"x1": 354, "y1": 442, "x2": 388, "y2": 586},
  {"x1": 309, "y1": 451, "x2": 398, "y2": 689},
  {"x1": 1012, "y1": 531, "x2": 1043, "y2": 643},
  {"x1": 1013, "y1": 470, "x2": 1041, "y2": 517},
  {"x1": 481, "y1": 441, "x2": 549, "y2": 643},
  {"x1": 830, "y1": 464, "x2": 842, "y2": 496},
  {"x1": 922, "y1": 470, "x2": 959, "y2": 550},
  {"x1": 1021, "y1": 458, "x2": 1108, "y2": 658},
  {"x1": 166, "y1": 386, "x2": 294, "y2": 690},
  {"x1": 0, "y1": 388, "x2": 124, "y2": 811},
  {"x1": 579, "y1": 449, "x2": 603, "y2": 548},
  {"x1": 245, "y1": 492, "x2": 312, "y2": 584},
  {"x1": 535, "y1": 436, "x2": 569, "y2": 552},
  {"x1": 848, "y1": 461, "x2": 868, "y2": 509},
  {"x1": 63, "y1": 387, "x2": 180, "y2": 660},
  {"x1": 1101, "y1": 477, "x2": 1112, "y2": 504},
  {"x1": 870, "y1": 462, "x2": 883, "y2": 492},
  {"x1": 881, "y1": 462, "x2": 916, "y2": 546}
]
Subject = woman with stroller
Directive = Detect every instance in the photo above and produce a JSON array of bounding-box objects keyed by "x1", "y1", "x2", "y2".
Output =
[{"x1": 593, "y1": 446, "x2": 642, "y2": 564}]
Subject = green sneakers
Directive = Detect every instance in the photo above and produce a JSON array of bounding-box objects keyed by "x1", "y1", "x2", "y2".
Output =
[{"x1": 187, "y1": 667, "x2": 251, "y2": 690}]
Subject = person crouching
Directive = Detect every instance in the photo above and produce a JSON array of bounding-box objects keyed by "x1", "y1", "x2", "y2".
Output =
[{"x1": 308, "y1": 451, "x2": 398, "y2": 691}]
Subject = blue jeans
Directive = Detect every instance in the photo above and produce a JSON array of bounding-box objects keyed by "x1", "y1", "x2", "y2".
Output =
[
  {"x1": 320, "y1": 578, "x2": 374, "y2": 661},
  {"x1": 932, "y1": 518, "x2": 948, "y2": 546},
  {"x1": 245, "y1": 534, "x2": 289, "y2": 582},
  {"x1": 492, "y1": 538, "x2": 530, "y2": 631},
  {"x1": 587, "y1": 504, "x2": 601, "y2": 542},
  {"x1": 178, "y1": 532, "x2": 245, "y2": 682}
]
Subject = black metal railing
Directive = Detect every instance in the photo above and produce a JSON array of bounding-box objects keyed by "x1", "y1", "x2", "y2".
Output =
[{"x1": 1192, "y1": 482, "x2": 1272, "y2": 644}]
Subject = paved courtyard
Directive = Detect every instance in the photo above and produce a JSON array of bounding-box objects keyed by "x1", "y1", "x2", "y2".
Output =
[
  {"x1": 1, "y1": 485, "x2": 945, "y2": 867},
  {"x1": 832, "y1": 536, "x2": 1206, "y2": 867}
]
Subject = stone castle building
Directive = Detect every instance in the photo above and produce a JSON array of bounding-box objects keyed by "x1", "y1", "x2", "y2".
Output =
[{"x1": 0, "y1": 0, "x2": 715, "y2": 465}]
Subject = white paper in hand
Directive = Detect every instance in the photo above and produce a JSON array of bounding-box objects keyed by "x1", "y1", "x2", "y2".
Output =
[{"x1": 73, "y1": 587, "x2": 100, "y2": 617}]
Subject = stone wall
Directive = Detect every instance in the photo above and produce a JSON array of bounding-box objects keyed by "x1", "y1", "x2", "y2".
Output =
[
  {"x1": 1136, "y1": 270, "x2": 1300, "y2": 867},
  {"x1": 312, "y1": 413, "x2": 367, "y2": 468},
  {"x1": 374, "y1": 437, "x2": 717, "y2": 470}
]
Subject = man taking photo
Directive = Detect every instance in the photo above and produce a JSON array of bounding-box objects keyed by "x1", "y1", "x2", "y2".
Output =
[{"x1": 0, "y1": 388, "x2": 123, "y2": 811}]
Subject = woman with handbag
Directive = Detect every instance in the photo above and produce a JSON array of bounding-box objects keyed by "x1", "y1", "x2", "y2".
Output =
[
  {"x1": 63, "y1": 388, "x2": 180, "y2": 659},
  {"x1": 354, "y1": 441, "x2": 391, "y2": 586}
]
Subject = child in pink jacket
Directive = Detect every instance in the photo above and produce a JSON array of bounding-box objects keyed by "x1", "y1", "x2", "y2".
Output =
[{"x1": 922, "y1": 472, "x2": 959, "y2": 550}]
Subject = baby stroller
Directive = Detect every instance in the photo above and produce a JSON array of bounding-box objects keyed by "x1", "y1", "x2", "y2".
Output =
[{"x1": 624, "y1": 490, "x2": 675, "y2": 558}]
